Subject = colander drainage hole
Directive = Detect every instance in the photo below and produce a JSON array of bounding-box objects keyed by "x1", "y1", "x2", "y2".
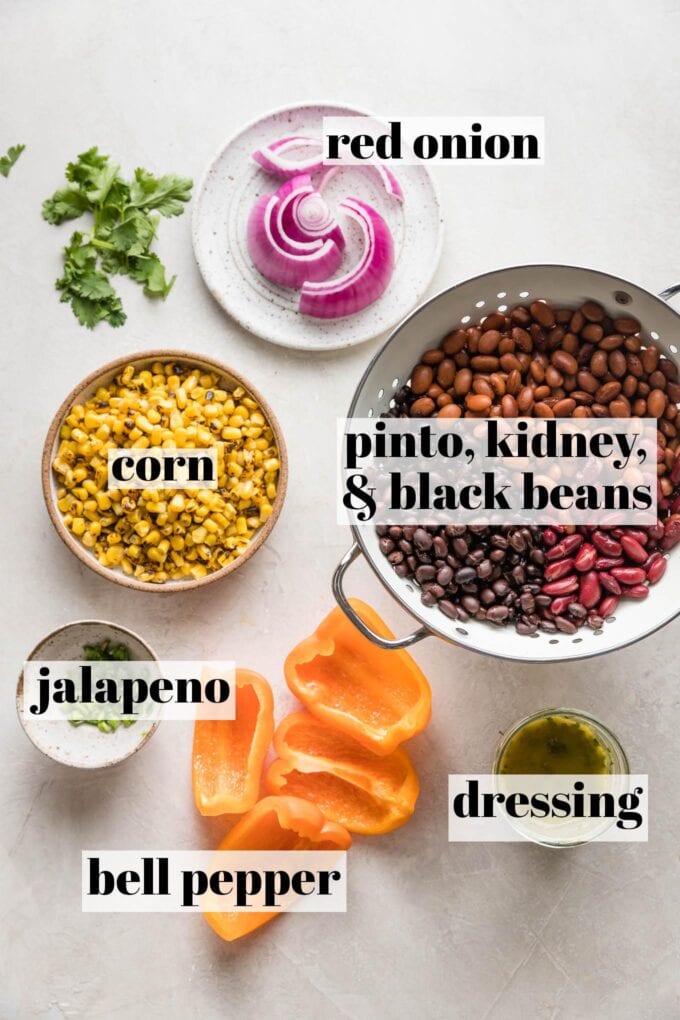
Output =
[
  {"x1": 455, "y1": 627, "x2": 469, "y2": 637},
  {"x1": 549, "y1": 639, "x2": 559, "y2": 645},
  {"x1": 367, "y1": 408, "x2": 374, "y2": 417},
  {"x1": 391, "y1": 377, "x2": 399, "y2": 389},
  {"x1": 475, "y1": 300, "x2": 485, "y2": 308},
  {"x1": 572, "y1": 638, "x2": 582, "y2": 644},
  {"x1": 377, "y1": 387, "x2": 384, "y2": 398},
  {"x1": 519, "y1": 291, "x2": 529, "y2": 298},
  {"x1": 614, "y1": 290, "x2": 632, "y2": 304},
  {"x1": 496, "y1": 291, "x2": 506, "y2": 299},
  {"x1": 671, "y1": 345, "x2": 678, "y2": 355},
  {"x1": 461, "y1": 315, "x2": 471, "y2": 324},
  {"x1": 651, "y1": 331, "x2": 660, "y2": 340}
]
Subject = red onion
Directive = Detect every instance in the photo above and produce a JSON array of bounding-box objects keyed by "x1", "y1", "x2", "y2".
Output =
[
  {"x1": 247, "y1": 176, "x2": 343, "y2": 289},
  {"x1": 277, "y1": 176, "x2": 344, "y2": 251},
  {"x1": 299, "y1": 197, "x2": 394, "y2": 318}
]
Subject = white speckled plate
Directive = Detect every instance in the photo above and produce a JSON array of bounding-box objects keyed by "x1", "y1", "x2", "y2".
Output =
[
  {"x1": 192, "y1": 103, "x2": 443, "y2": 351},
  {"x1": 17, "y1": 621, "x2": 160, "y2": 769}
]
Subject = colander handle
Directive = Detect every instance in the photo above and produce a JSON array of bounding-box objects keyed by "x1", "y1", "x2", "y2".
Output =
[
  {"x1": 332, "y1": 542, "x2": 430, "y2": 650},
  {"x1": 659, "y1": 284, "x2": 680, "y2": 302}
]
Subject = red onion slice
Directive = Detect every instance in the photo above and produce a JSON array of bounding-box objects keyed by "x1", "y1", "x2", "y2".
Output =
[
  {"x1": 252, "y1": 136, "x2": 324, "y2": 177},
  {"x1": 252, "y1": 136, "x2": 404, "y2": 202},
  {"x1": 247, "y1": 191, "x2": 342, "y2": 291},
  {"x1": 299, "y1": 197, "x2": 394, "y2": 319}
]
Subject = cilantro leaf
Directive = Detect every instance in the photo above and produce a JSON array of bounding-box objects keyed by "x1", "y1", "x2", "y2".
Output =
[
  {"x1": 42, "y1": 186, "x2": 90, "y2": 225},
  {"x1": 43, "y1": 147, "x2": 191, "y2": 328},
  {"x1": 0, "y1": 144, "x2": 25, "y2": 178},
  {"x1": 128, "y1": 169, "x2": 193, "y2": 217}
]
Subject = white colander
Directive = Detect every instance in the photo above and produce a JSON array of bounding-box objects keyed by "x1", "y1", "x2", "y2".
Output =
[{"x1": 333, "y1": 264, "x2": 680, "y2": 662}]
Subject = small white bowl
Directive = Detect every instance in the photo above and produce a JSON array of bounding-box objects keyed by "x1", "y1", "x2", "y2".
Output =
[{"x1": 17, "y1": 620, "x2": 160, "y2": 769}]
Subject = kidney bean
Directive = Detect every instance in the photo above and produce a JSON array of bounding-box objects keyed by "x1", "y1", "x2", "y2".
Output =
[
  {"x1": 661, "y1": 515, "x2": 680, "y2": 550},
  {"x1": 599, "y1": 572, "x2": 622, "y2": 596},
  {"x1": 592, "y1": 531, "x2": 622, "y2": 556},
  {"x1": 619, "y1": 535, "x2": 647, "y2": 564},
  {"x1": 544, "y1": 557, "x2": 575, "y2": 581},
  {"x1": 579, "y1": 571, "x2": 601, "y2": 608},
  {"x1": 542, "y1": 576, "x2": 579, "y2": 596},
  {"x1": 625, "y1": 529, "x2": 649, "y2": 546},
  {"x1": 574, "y1": 543, "x2": 596, "y2": 571},
  {"x1": 647, "y1": 556, "x2": 667, "y2": 583},
  {"x1": 610, "y1": 566, "x2": 646, "y2": 584},
  {"x1": 599, "y1": 595, "x2": 619, "y2": 617},
  {"x1": 550, "y1": 594, "x2": 577, "y2": 615},
  {"x1": 621, "y1": 584, "x2": 649, "y2": 599},
  {"x1": 546, "y1": 534, "x2": 583, "y2": 561}
]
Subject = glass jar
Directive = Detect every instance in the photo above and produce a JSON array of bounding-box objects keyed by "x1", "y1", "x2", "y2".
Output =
[{"x1": 492, "y1": 708, "x2": 630, "y2": 848}]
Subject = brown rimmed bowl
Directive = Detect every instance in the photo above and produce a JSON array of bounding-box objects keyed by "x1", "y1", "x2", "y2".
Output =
[{"x1": 42, "y1": 350, "x2": 288, "y2": 592}]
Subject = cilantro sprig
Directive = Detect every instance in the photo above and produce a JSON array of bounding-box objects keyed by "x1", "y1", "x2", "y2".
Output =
[
  {"x1": 0, "y1": 144, "x2": 25, "y2": 178},
  {"x1": 42, "y1": 147, "x2": 192, "y2": 328}
]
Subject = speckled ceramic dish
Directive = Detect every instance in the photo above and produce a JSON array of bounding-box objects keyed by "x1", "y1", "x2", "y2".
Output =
[
  {"x1": 41, "y1": 350, "x2": 288, "y2": 593},
  {"x1": 192, "y1": 102, "x2": 443, "y2": 350},
  {"x1": 17, "y1": 620, "x2": 160, "y2": 769}
]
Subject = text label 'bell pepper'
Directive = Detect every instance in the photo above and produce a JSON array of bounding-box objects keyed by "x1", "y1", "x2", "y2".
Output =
[
  {"x1": 265, "y1": 711, "x2": 420, "y2": 834},
  {"x1": 204, "y1": 795, "x2": 351, "y2": 941},
  {"x1": 285, "y1": 599, "x2": 431, "y2": 755},
  {"x1": 192, "y1": 669, "x2": 274, "y2": 816}
]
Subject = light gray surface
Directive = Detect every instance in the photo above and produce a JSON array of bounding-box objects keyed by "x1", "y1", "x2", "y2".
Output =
[{"x1": 1, "y1": 1, "x2": 679, "y2": 1018}]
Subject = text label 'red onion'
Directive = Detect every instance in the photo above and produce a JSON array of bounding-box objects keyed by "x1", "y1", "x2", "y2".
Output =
[{"x1": 323, "y1": 118, "x2": 545, "y2": 165}]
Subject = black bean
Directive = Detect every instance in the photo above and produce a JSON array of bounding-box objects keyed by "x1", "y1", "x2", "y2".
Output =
[
  {"x1": 413, "y1": 528, "x2": 432, "y2": 551},
  {"x1": 555, "y1": 617, "x2": 578, "y2": 634},
  {"x1": 439, "y1": 600, "x2": 459, "y2": 620},
  {"x1": 415, "y1": 565, "x2": 436, "y2": 584},
  {"x1": 455, "y1": 566, "x2": 477, "y2": 584}
]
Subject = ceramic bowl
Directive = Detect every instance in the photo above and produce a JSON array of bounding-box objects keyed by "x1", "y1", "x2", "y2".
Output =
[
  {"x1": 17, "y1": 620, "x2": 160, "y2": 769},
  {"x1": 42, "y1": 350, "x2": 288, "y2": 592}
]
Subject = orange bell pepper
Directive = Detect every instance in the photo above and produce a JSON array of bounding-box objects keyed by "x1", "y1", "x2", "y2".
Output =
[
  {"x1": 192, "y1": 668, "x2": 274, "y2": 816},
  {"x1": 265, "y1": 711, "x2": 420, "y2": 834},
  {"x1": 284, "y1": 599, "x2": 431, "y2": 755},
  {"x1": 204, "y1": 795, "x2": 351, "y2": 942}
]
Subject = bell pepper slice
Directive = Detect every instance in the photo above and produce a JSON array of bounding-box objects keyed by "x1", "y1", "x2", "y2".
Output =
[
  {"x1": 192, "y1": 668, "x2": 274, "y2": 816},
  {"x1": 204, "y1": 795, "x2": 351, "y2": 941},
  {"x1": 265, "y1": 711, "x2": 420, "y2": 834},
  {"x1": 284, "y1": 599, "x2": 431, "y2": 755}
]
